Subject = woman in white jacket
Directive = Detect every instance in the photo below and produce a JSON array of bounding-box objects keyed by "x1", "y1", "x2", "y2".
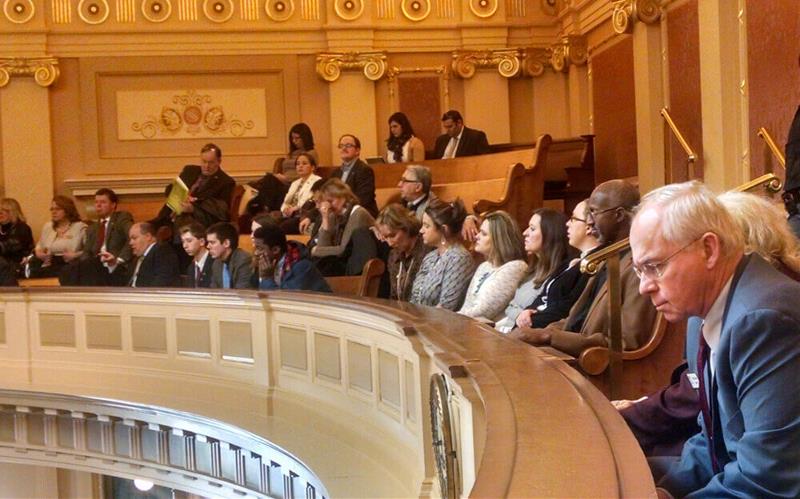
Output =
[{"x1": 278, "y1": 152, "x2": 321, "y2": 234}]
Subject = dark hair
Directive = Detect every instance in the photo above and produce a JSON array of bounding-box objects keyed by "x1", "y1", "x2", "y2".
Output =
[
  {"x1": 252, "y1": 214, "x2": 278, "y2": 230},
  {"x1": 529, "y1": 208, "x2": 573, "y2": 286},
  {"x1": 425, "y1": 198, "x2": 467, "y2": 238},
  {"x1": 338, "y1": 134, "x2": 361, "y2": 149},
  {"x1": 201, "y1": 143, "x2": 222, "y2": 159},
  {"x1": 289, "y1": 123, "x2": 315, "y2": 153},
  {"x1": 441, "y1": 110, "x2": 463, "y2": 123},
  {"x1": 136, "y1": 222, "x2": 156, "y2": 237},
  {"x1": 376, "y1": 203, "x2": 422, "y2": 235},
  {"x1": 95, "y1": 188, "x2": 118, "y2": 204},
  {"x1": 207, "y1": 222, "x2": 239, "y2": 250},
  {"x1": 51, "y1": 195, "x2": 81, "y2": 225},
  {"x1": 180, "y1": 222, "x2": 206, "y2": 240},
  {"x1": 295, "y1": 152, "x2": 318, "y2": 170},
  {"x1": 253, "y1": 224, "x2": 287, "y2": 253},
  {"x1": 387, "y1": 112, "x2": 416, "y2": 163},
  {"x1": 310, "y1": 178, "x2": 326, "y2": 193}
]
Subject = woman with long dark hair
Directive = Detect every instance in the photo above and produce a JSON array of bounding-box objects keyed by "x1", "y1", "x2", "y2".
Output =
[
  {"x1": 385, "y1": 112, "x2": 425, "y2": 163},
  {"x1": 26, "y1": 195, "x2": 87, "y2": 278}
]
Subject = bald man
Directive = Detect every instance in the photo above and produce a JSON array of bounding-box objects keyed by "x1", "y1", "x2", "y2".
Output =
[{"x1": 509, "y1": 179, "x2": 657, "y2": 356}]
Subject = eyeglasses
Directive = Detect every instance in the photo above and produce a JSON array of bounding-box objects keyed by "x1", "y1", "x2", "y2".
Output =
[
  {"x1": 568, "y1": 216, "x2": 587, "y2": 224},
  {"x1": 337, "y1": 143, "x2": 357, "y2": 150},
  {"x1": 587, "y1": 205, "x2": 627, "y2": 219},
  {"x1": 399, "y1": 177, "x2": 420, "y2": 184},
  {"x1": 633, "y1": 237, "x2": 701, "y2": 281}
]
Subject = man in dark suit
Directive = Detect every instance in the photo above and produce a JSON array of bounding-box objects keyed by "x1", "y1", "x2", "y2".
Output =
[
  {"x1": 61, "y1": 188, "x2": 134, "y2": 286},
  {"x1": 128, "y1": 222, "x2": 181, "y2": 287},
  {"x1": 433, "y1": 110, "x2": 490, "y2": 159},
  {"x1": 180, "y1": 222, "x2": 212, "y2": 288},
  {"x1": 207, "y1": 222, "x2": 253, "y2": 289},
  {"x1": 152, "y1": 143, "x2": 235, "y2": 229},
  {"x1": 330, "y1": 134, "x2": 378, "y2": 216},
  {"x1": 630, "y1": 181, "x2": 800, "y2": 497}
]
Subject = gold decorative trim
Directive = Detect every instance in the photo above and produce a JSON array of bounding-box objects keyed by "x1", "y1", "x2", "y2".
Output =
[
  {"x1": 451, "y1": 49, "x2": 521, "y2": 79},
  {"x1": 550, "y1": 35, "x2": 587, "y2": 72},
  {"x1": 386, "y1": 65, "x2": 449, "y2": 110},
  {"x1": 77, "y1": 0, "x2": 109, "y2": 23},
  {"x1": 520, "y1": 47, "x2": 551, "y2": 77},
  {"x1": 300, "y1": 0, "x2": 318, "y2": 19},
  {"x1": 315, "y1": 52, "x2": 387, "y2": 82},
  {"x1": 52, "y1": 0, "x2": 71, "y2": 23},
  {"x1": 467, "y1": 0, "x2": 496, "y2": 18},
  {"x1": 116, "y1": 0, "x2": 135, "y2": 22},
  {"x1": 3, "y1": 0, "x2": 35, "y2": 23},
  {"x1": 264, "y1": 0, "x2": 293, "y2": 20},
  {"x1": 400, "y1": 0, "x2": 430, "y2": 22},
  {"x1": 0, "y1": 57, "x2": 60, "y2": 88},
  {"x1": 141, "y1": 0, "x2": 172, "y2": 22},
  {"x1": 177, "y1": 0, "x2": 196, "y2": 19},
  {"x1": 240, "y1": 0, "x2": 259, "y2": 19},
  {"x1": 202, "y1": 0, "x2": 233, "y2": 22},
  {"x1": 540, "y1": 0, "x2": 559, "y2": 16},
  {"x1": 333, "y1": 0, "x2": 363, "y2": 21},
  {"x1": 611, "y1": 0, "x2": 661, "y2": 35}
]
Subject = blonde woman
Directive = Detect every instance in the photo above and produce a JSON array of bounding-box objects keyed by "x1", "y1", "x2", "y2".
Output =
[
  {"x1": 375, "y1": 203, "x2": 431, "y2": 301},
  {"x1": 0, "y1": 198, "x2": 34, "y2": 266}
]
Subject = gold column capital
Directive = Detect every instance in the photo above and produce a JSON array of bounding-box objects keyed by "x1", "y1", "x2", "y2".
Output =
[
  {"x1": 451, "y1": 49, "x2": 521, "y2": 79},
  {"x1": 550, "y1": 35, "x2": 587, "y2": 72},
  {"x1": 611, "y1": 0, "x2": 661, "y2": 34},
  {"x1": 315, "y1": 52, "x2": 387, "y2": 82},
  {"x1": 519, "y1": 47, "x2": 552, "y2": 77},
  {"x1": 0, "y1": 57, "x2": 60, "y2": 88}
]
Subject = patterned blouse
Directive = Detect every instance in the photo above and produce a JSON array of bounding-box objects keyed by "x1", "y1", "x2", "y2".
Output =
[
  {"x1": 458, "y1": 259, "x2": 530, "y2": 322},
  {"x1": 410, "y1": 244, "x2": 475, "y2": 310},
  {"x1": 387, "y1": 237, "x2": 432, "y2": 301}
]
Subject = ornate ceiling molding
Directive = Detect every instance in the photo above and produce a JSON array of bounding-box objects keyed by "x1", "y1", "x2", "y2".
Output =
[
  {"x1": 0, "y1": 57, "x2": 60, "y2": 88},
  {"x1": 315, "y1": 52, "x2": 387, "y2": 82},
  {"x1": 451, "y1": 49, "x2": 521, "y2": 79},
  {"x1": 611, "y1": 0, "x2": 661, "y2": 35},
  {"x1": 550, "y1": 35, "x2": 587, "y2": 72}
]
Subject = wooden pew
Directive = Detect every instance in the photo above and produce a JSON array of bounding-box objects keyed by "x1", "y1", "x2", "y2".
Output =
[{"x1": 326, "y1": 258, "x2": 385, "y2": 297}]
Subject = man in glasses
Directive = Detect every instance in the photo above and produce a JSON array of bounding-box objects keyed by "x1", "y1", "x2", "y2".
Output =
[
  {"x1": 397, "y1": 165, "x2": 436, "y2": 221},
  {"x1": 330, "y1": 134, "x2": 378, "y2": 216},
  {"x1": 510, "y1": 179, "x2": 656, "y2": 357},
  {"x1": 629, "y1": 181, "x2": 800, "y2": 498}
]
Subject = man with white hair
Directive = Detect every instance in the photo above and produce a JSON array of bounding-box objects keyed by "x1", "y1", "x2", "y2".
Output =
[{"x1": 630, "y1": 181, "x2": 800, "y2": 497}]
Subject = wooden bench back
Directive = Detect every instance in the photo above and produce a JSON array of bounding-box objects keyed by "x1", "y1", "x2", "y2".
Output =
[{"x1": 326, "y1": 258, "x2": 385, "y2": 297}]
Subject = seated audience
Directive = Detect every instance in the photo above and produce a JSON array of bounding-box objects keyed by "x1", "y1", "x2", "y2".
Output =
[
  {"x1": 509, "y1": 179, "x2": 656, "y2": 356},
  {"x1": 27, "y1": 195, "x2": 87, "y2": 278},
  {"x1": 512, "y1": 201, "x2": 599, "y2": 331},
  {"x1": 398, "y1": 165, "x2": 436, "y2": 220},
  {"x1": 60, "y1": 188, "x2": 133, "y2": 286},
  {"x1": 616, "y1": 190, "x2": 800, "y2": 459},
  {"x1": 386, "y1": 112, "x2": 425, "y2": 163},
  {"x1": 375, "y1": 204, "x2": 432, "y2": 301},
  {"x1": 278, "y1": 153, "x2": 322, "y2": 234},
  {"x1": 433, "y1": 110, "x2": 490, "y2": 159},
  {"x1": 0, "y1": 198, "x2": 34, "y2": 270},
  {"x1": 246, "y1": 123, "x2": 319, "y2": 217},
  {"x1": 311, "y1": 178, "x2": 377, "y2": 276},
  {"x1": 330, "y1": 134, "x2": 378, "y2": 216},
  {"x1": 207, "y1": 222, "x2": 253, "y2": 289},
  {"x1": 629, "y1": 181, "x2": 800, "y2": 498},
  {"x1": 251, "y1": 224, "x2": 331, "y2": 292},
  {"x1": 127, "y1": 222, "x2": 180, "y2": 287},
  {"x1": 458, "y1": 211, "x2": 528, "y2": 322},
  {"x1": 495, "y1": 207, "x2": 574, "y2": 332},
  {"x1": 297, "y1": 178, "x2": 327, "y2": 243},
  {"x1": 410, "y1": 199, "x2": 475, "y2": 310},
  {"x1": 151, "y1": 143, "x2": 235, "y2": 230},
  {"x1": 180, "y1": 223, "x2": 212, "y2": 288}
]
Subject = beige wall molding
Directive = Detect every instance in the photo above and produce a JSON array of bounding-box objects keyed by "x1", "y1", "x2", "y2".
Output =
[
  {"x1": 0, "y1": 57, "x2": 60, "y2": 88},
  {"x1": 315, "y1": 51, "x2": 387, "y2": 82},
  {"x1": 550, "y1": 35, "x2": 588, "y2": 72},
  {"x1": 451, "y1": 49, "x2": 521, "y2": 79},
  {"x1": 611, "y1": 0, "x2": 661, "y2": 34}
]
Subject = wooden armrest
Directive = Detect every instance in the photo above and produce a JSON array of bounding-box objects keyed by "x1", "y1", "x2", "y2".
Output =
[
  {"x1": 473, "y1": 162, "x2": 525, "y2": 215},
  {"x1": 578, "y1": 347, "x2": 609, "y2": 375},
  {"x1": 577, "y1": 312, "x2": 668, "y2": 375}
]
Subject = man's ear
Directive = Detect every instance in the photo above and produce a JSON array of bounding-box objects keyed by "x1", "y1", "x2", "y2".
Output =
[
  {"x1": 223, "y1": 239, "x2": 231, "y2": 249},
  {"x1": 702, "y1": 232, "x2": 722, "y2": 269}
]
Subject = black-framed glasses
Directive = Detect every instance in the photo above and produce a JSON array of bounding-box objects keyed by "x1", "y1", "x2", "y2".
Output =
[
  {"x1": 337, "y1": 143, "x2": 357, "y2": 150},
  {"x1": 633, "y1": 237, "x2": 702, "y2": 281},
  {"x1": 399, "y1": 177, "x2": 420, "y2": 184},
  {"x1": 568, "y1": 216, "x2": 587, "y2": 223},
  {"x1": 587, "y1": 205, "x2": 627, "y2": 219}
]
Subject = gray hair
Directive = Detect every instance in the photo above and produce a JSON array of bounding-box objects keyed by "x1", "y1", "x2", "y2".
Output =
[
  {"x1": 636, "y1": 181, "x2": 744, "y2": 257},
  {"x1": 718, "y1": 191, "x2": 800, "y2": 274},
  {"x1": 405, "y1": 165, "x2": 432, "y2": 194}
]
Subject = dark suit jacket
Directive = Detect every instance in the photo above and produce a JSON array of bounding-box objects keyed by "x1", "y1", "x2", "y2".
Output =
[
  {"x1": 131, "y1": 242, "x2": 181, "y2": 287},
  {"x1": 660, "y1": 255, "x2": 800, "y2": 498},
  {"x1": 331, "y1": 160, "x2": 378, "y2": 216},
  {"x1": 157, "y1": 165, "x2": 235, "y2": 227},
  {"x1": 211, "y1": 248, "x2": 253, "y2": 289},
  {"x1": 84, "y1": 211, "x2": 134, "y2": 263},
  {"x1": 185, "y1": 253, "x2": 214, "y2": 288},
  {"x1": 433, "y1": 126, "x2": 490, "y2": 159}
]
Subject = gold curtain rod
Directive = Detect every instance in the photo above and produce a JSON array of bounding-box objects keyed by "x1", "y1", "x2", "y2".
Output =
[
  {"x1": 661, "y1": 108, "x2": 697, "y2": 163},
  {"x1": 756, "y1": 127, "x2": 786, "y2": 169}
]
